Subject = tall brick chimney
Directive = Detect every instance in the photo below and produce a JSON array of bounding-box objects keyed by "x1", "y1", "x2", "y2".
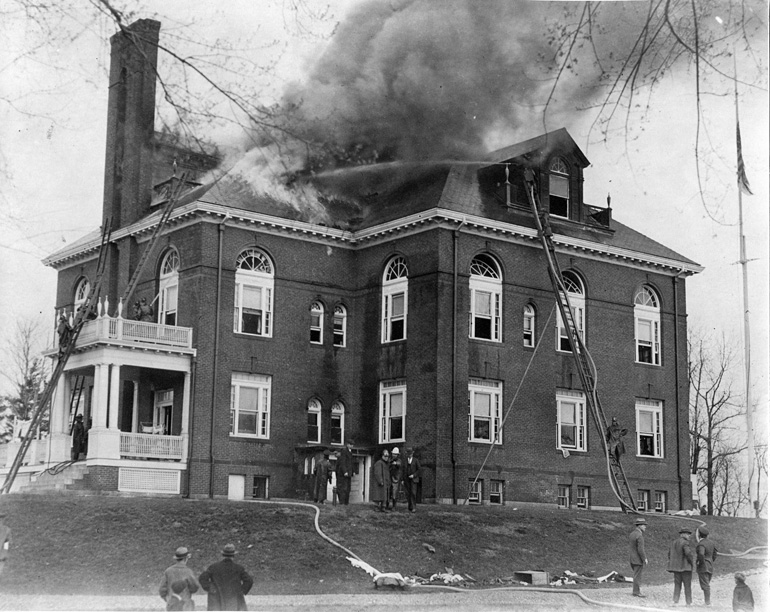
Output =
[{"x1": 102, "y1": 19, "x2": 161, "y2": 230}]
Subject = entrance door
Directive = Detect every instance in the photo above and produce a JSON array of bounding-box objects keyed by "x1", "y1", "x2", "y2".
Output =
[
  {"x1": 154, "y1": 390, "x2": 173, "y2": 435},
  {"x1": 228, "y1": 474, "x2": 245, "y2": 500},
  {"x1": 349, "y1": 456, "x2": 369, "y2": 503}
]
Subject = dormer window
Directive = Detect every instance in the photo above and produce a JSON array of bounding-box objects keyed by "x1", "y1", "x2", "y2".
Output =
[{"x1": 549, "y1": 157, "x2": 570, "y2": 219}]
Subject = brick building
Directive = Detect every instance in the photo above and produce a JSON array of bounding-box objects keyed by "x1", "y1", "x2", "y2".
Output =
[{"x1": 34, "y1": 20, "x2": 701, "y2": 510}]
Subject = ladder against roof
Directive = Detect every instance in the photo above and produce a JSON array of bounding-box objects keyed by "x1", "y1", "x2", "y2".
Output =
[{"x1": 522, "y1": 168, "x2": 637, "y2": 513}]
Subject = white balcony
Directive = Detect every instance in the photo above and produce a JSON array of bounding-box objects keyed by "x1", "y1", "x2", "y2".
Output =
[
  {"x1": 119, "y1": 432, "x2": 183, "y2": 461},
  {"x1": 75, "y1": 317, "x2": 193, "y2": 351}
]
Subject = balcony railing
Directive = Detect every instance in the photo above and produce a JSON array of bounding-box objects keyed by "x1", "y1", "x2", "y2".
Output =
[
  {"x1": 77, "y1": 317, "x2": 193, "y2": 350},
  {"x1": 120, "y1": 432, "x2": 184, "y2": 461}
]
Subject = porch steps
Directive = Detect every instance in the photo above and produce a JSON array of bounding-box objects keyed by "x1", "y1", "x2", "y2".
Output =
[{"x1": 16, "y1": 462, "x2": 90, "y2": 495}]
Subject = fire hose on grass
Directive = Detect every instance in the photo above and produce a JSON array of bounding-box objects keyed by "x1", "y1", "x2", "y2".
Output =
[{"x1": 247, "y1": 499, "x2": 765, "y2": 609}]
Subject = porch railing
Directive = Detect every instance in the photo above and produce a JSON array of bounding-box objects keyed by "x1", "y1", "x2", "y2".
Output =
[
  {"x1": 77, "y1": 317, "x2": 193, "y2": 349},
  {"x1": 119, "y1": 432, "x2": 184, "y2": 460}
]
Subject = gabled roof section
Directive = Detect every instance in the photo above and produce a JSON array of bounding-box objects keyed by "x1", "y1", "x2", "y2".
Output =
[{"x1": 486, "y1": 128, "x2": 590, "y2": 168}]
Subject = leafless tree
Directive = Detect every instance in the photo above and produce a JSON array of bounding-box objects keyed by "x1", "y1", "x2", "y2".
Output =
[{"x1": 688, "y1": 330, "x2": 747, "y2": 515}]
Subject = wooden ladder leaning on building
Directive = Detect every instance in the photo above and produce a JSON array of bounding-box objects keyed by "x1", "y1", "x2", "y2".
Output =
[{"x1": 522, "y1": 168, "x2": 637, "y2": 514}]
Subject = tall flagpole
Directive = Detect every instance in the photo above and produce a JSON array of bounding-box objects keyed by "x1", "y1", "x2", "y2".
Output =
[{"x1": 734, "y1": 61, "x2": 756, "y2": 516}]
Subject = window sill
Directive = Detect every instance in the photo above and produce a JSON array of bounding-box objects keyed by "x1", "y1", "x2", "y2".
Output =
[
  {"x1": 468, "y1": 440, "x2": 503, "y2": 446},
  {"x1": 469, "y1": 337, "x2": 503, "y2": 344},
  {"x1": 234, "y1": 331, "x2": 273, "y2": 339},
  {"x1": 557, "y1": 448, "x2": 588, "y2": 454},
  {"x1": 229, "y1": 434, "x2": 270, "y2": 441},
  {"x1": 380, "y1": 439, "x2": 405, "y2": 444},
  {"x1": 635, "y1": 454, "x2": 664, "y2": 461},
  {"x1": 634, "y1": 361, "x2": 662, "y2": 368}
]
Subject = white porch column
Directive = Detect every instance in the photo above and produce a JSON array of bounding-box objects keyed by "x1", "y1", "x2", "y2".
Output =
[
  {"x1": 131, "y1": 381, "x2": 139, "y2": 433},
  {"x1": 92, "y1": 363, "x2": 108, "y2": 429},
  {"x1": 51, "y1": 375, "x2": 68, "y2": 435},
  {"x1": 46, "y1": 374, "x2": 71, "y2": 463},
  {"x1": 108, "y1": 364, "x2": 121, "y2": 430},
  {"x1": 181, "y1": 371, "x2": 191, "y2": 462}
]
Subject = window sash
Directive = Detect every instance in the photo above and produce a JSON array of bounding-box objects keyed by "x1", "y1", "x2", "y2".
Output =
[
  {"x1": 635, "y1": 313, "x2": 660, "y2": 365},
  {"x1": 557, "y1": 393, "x2": 586, "y2": 451},
  {"x1": 470, "y1": 288, "x2": 501, "y2": 341},
  {"x1": 558, "y1": 485, "x2": 570, "y2": 508},
  {"x1": 383, "y1": 289, "x2": 407, "y2": 342},
  {"x1": 523, "y1": 309, "x2": 534, "y2": 347},
  {"x1": 380, "y1": 384, "x2": 406, "y2": 443},
  {"x1": 636, "y1": 405, "x2": 663, "y2": 457},
  {"x1": 468, "y1": 480, "x2": 482, "y2": 504},
  {"x1": 557, "y1": 301, "x2": 584, "y2": 352},
  {"x1": 468, "y1": 381, "x2": 502, "y2": 444},
  {"x1": 333, "y1": 312, "x2": 346, "y2": 347},
  {"x1": 230, "y1": 375, "x2": 271, "y2": 438},
  {"x1": 489, "y1": 480, "x2": 503, "y2": 505},
  {"x1": 235, "y1": 281, "x2": 272, "y2": 336}
]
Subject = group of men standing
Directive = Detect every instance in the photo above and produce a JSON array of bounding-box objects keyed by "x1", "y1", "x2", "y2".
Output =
[
  {"x1": 312, "y1": 440, "x2": 355, "y2": 505},
  {"x1": 371, "y1": 446, "x2": 421, "y2": 512},
  {"x1": 629, "y1": 518, "x2": 721, "y2": 606},
  {"x1": 159, "y1": 544, "x2": 253, "y2": 611}
]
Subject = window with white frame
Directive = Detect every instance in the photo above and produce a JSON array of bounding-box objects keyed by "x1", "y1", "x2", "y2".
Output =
[
  {"x1": 549, "y1": 157, "x2": 570, "y2": 218},
  {"x1": 230, "y1": 372, "x2": 271, "y2": 439},
  {"x1": 158, "y1": 249, "x2": 179, "y2": 326},
  {"x1": 490, "y1": 480, "x2": 504, "y2": 505},
  {"x1": 637, "y1": 489, "x2": 650, "y2": 512},
  {"x1": 557, "y1": 389, "x2": 586, "y2": 451},
  {"x1": 634, "y1": 286, "x2": 661, "y2": 365},
  {"x1": 333, "y1": 305, "x2": 347, "y2": 347},
  {"x1": 654, "y1": 491, "x2": 667, "y2": 513},
  {"x1": 379, "y1": 380, "x2": 405, "y2": 443},
  {"x1": 468, "y1": 378, "x2": 502, "y2": 444},
  {"x1": 330, "y1": 400, "x2": 344, "y2": 445},
  {"x1": 523, "y1": 304, "x2": 535, "y2": 347},
  {"x1": 310, "y1": 302, "x2": 324, "y2": 344},
  {"x1": 234, "y1": 249, "x2": 274, "y2": 336},
  {"x1": 307, "y1": 398, "x2": 321, "y2": 443},
  {"x1": 636, "y1": 399, "x2": 663, "y2": 457},
  {"x1": 557, "y1": 271, "x2": 585, "y2": 352},
  {"x1": 558, "y1": 485, "x2": 571, "y2": 508},
  {"x1": 468, "y1": 479, "x2": 482, "y2": 504},
  {"x1": 382, "y1": 256, "x2": 408, "y2": 342},
  {"x1": 577, "y1": 485, "x2": 590, "y2": 509},
  {"x1": 74, "y1": 278, "x2": 90, "y2": 312},
  {"x1": 469, "y1": 254, "x2": 502, "y2": 341},
  {"x1": 252, "y1": 475, "x2": 269, "y2": 499}
]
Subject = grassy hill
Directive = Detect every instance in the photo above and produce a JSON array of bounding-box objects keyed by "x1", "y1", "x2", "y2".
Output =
[{"x1": 0, "y1": 495, "x2": 765, "y2": 596}]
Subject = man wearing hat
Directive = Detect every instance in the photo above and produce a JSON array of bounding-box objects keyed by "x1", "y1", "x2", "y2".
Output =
[
  {"x1": 159, "y1": 546, "x2": 200, "y2": 611},
  {"x1": 71, "y1": 414, "x2": 86, "y2": 461},
  {"x1": 628, "y1": 518, "x2": 648, "y2": 597},
  {"x1": 387, "y1": 447, "x2": 403, "y2": 510},
  {"x1": 667, "y1": 527, "x2": 695, "y2": 606},
  {"x1": 695, "y1": 525, "x2": 718, "y2": 606},
  {"x1": 199, "y1": 544, "x2": 253, "y2": 611},
  {"x1": 313, "y1": 450, "x2": 332, "y2": 504},
  {"x1": 402, "y1": 447, "x2": 421, "y2": 513},
  {"x1": 0, "y1": 510, "x2": 10, "y2": 578},
  {"x1": 335, "y1": 440, "x2": 354, "y2": 505}
]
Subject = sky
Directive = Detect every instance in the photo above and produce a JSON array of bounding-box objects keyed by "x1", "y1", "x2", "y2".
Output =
[{"x1": 1, "y1": 0, "x2": 768, "y2": 456}]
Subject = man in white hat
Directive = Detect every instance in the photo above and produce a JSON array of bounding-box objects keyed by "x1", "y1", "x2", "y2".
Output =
[
  {"x1": 159, "y1": 546, "x2": 200, "y2": 610},
  {"x1": 629, "y1": 518, "x2": 648, "y2": 597}
]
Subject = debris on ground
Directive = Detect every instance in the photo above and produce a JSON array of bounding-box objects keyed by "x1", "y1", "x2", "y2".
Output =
[
  {"x1": 550, "y1": 569, "x2": 629, "y2": 586},
  {"x1": 345, "y1": 557, "x2": 411, "y2": 589},
  {"x1": 422, "y1": 542, "x2": 436, "y2": 553}
]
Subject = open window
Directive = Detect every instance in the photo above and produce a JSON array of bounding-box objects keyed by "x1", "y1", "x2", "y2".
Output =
[{"x1": 549, "y1": 157, "x2": 570, "y2": 218}]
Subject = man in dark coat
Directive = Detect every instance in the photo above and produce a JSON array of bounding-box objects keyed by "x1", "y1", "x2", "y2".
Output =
[
  {"x1": 199, "y1": 544, "x2": 253, "y2": 611},
  {"x1": 335, "y1": 440, "x2": 354, "y2": 505},
  {"x1": 695, "y1": 525, "x2": 718, "y2": 606},
  {"x1": 628, "y1": 518, "x2": 648, "y2": 597},
  {"x1": 313, "y1": 450, "x2": 332, "y2": 504},
  {"x1": 71, "y1": 415, "x2": 86, "y2": 461},
  {"x1": 371, "y1": 449, "x2": 390, "y2": 512},
  {"x1": 402, "y1": 447, "x2": 421, "y2": 513},
  {"x1": 667, "y1": 527, "x2": 695, "y2": 606},
  {"x1": 159, "y1": 546, "x2": 200, "y2": 611}
]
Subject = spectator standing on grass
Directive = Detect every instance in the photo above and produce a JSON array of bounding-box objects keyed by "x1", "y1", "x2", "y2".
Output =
[
  {"x1": 159, "y1": 546, "x2": 200, "y2": 611},
  {"x1": 667, "y1": 527, "x2": 695, "y2": 606},
  {"x1": 371, "y1": 449, "x2": 390, "y2": 512},
  {"x1": 313, "y1": 450, "x2": 332, "y2": 504},
  {"x1": 695, "y1": 525, "x2": 718, "y2": 606},
  {"x1": 733, "y1": 572, "x2": 754, "y2": 611},
  {"x1": 628, "y1": 517, "x2": 648, "y2": 598},
  {"x1": 402, "y1": 447, "x2": 421, "y2": 513},
  {"x1": 0, "y1": 511, "x2": 10, "y2": 578},
  {"x1": 199, "y1": 544, "x2": 253, "y2": 611},
  {"x1": 335, "y1": 440, "x2": 354, "y2": 505},
  {"x1": 387, "y1": 447, "x2": 403, "y2": 510}
]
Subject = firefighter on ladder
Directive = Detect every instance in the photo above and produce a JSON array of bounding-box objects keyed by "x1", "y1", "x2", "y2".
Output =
[{"x1": 606, "y1": 417, "x2": 628, "y2": 462}]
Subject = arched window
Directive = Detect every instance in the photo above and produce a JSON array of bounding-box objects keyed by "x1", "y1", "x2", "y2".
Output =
[
  {"x1": 634, "y1": 285, "x2": 661, "y2": 365},
  {"x1": 307, "y1": 398, "x2": 322, "y2": 444},
  {"x1": 382, "y1": 256, "x2": 408, "y2": 342},
  {"x1": 469, "y1": 254, "x2": 502, "y2": 342},
  {"x1": 549, "y1": 157, "x2": 570, "y2": 218},
  {"x1": 557, "y1": 271, "x2": 585, "y2": 352},
  {"x1": 74, "y1": 278, "x2": 90, "y2": 312},
  {"x1": 310, "y1": 301, "x2": 324, "y2": 344},
  {"x1": 234, "y1": 248, "x2": 274, "y2": 336},
  {"x1": 333, "y1": 305, "x2": 347, "y2": 347},
  {"x1": 158, "y1": 249, "x2": 179, "y2": 325},
  {"x1": 523, "y1": 304, "x2": 536, "y2": 347},
  {"x1": 331, "y1": 400, "x2": 345, "y2": 445}
]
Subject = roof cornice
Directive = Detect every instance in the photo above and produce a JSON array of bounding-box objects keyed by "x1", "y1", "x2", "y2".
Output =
[{"x1": 44, "y1": 202, "x2": 703, "y2": 276}]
